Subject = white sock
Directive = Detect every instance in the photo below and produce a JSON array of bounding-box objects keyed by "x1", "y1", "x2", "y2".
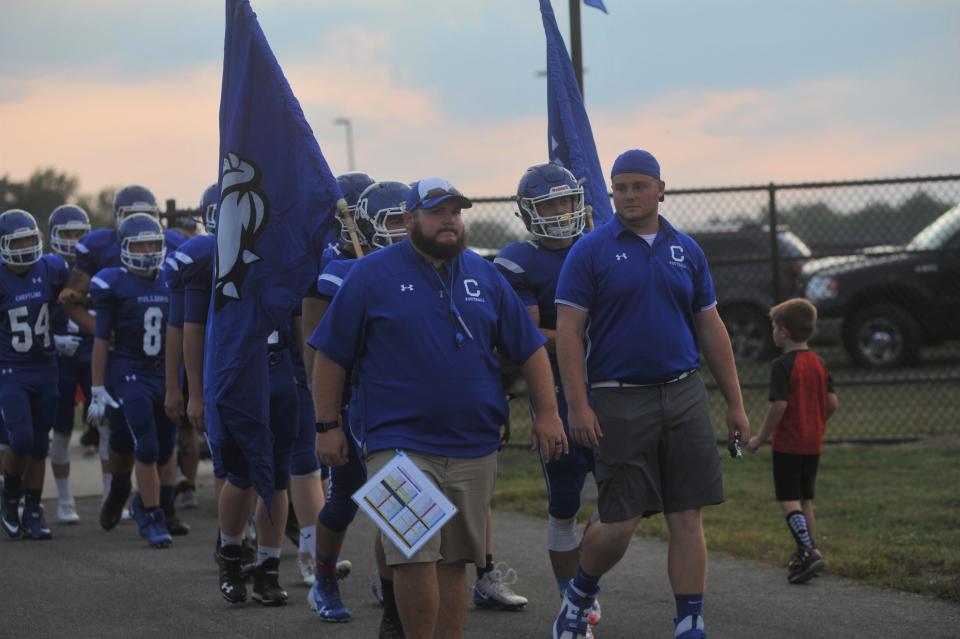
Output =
[
  {"x1": 55, "y1": 478, "x2": 72, "y2": 502},
  {"x1": 299, "y1": 525, "x2": 316, "y2": 557},
  {"x1": 220, "y1": 531, "x2": 243, "y2": 547},
  {"x1": 257, "y1": 545, "x2": 282, "y2": 565}
]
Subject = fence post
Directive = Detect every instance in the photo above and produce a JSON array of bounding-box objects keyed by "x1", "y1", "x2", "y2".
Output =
[{"x1": 768, "y1": 182, "x2": 781, "y2": 303}]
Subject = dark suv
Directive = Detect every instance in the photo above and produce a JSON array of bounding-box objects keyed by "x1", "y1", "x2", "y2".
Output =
[
  {"x1": 800, "y1": 204, "x2": 960, "y2": 368},
  {"x1": 686, "y1": 224, "x2": 812, "y2": 361}
]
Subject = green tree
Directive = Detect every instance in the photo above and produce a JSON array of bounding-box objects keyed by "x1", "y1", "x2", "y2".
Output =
[{"x1": 0, "y1": 168, "x2": 79, "y2": 235}]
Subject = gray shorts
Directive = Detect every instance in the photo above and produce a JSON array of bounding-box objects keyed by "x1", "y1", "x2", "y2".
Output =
[{"x1": 591, "y1": 371, "x2": 724, "y2": 522}]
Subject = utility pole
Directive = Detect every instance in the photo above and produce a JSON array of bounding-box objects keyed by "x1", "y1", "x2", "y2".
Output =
[{"x1": 333, "y1": 117, "x2": 355, "y2": 171}]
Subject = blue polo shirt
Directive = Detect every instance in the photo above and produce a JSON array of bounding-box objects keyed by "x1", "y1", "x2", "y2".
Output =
[
  {"x1": 555, "y1": 215, "x2": 717, "y2": 385},
  {"x1": 308, "y1": 239, "x2": 545, "y2": 458}
]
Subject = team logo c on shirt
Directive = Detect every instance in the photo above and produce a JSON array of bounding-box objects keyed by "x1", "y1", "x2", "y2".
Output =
[
  {"x1": 463, "y1": 278, "x2": 485, "y2": 302},
  {"x1": 670, "y1": 246, "x2": 685, "y2": 263}
]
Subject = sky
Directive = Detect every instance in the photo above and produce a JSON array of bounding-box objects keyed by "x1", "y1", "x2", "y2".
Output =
[{"x1": 1, "y1": 0, "x2": 958, "y2": 207}]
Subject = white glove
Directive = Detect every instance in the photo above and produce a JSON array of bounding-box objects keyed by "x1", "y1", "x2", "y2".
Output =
[
  {"x1": 54, "y1": 334, "x2": 83, "y2": 357},
  {"x1": 86, "y1": 386, "x2": 120, "y2": 426}
]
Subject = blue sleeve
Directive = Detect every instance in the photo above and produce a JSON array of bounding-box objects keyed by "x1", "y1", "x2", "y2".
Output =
[
  {"x1": 89, "y1": 271, "x2": 115, "y2": 340},
  {"x1": 316, "y1": 261, "x2": 351, "y2": 300},
  {"x1": 307, "y1": 265, "x2": 366, "y2": 369},
  {"x1": 689, "y1": 241, "x2": 717, "y2": 312},
  {"x1": 181, "y1": 251, "x2": 212, "y2": 326},
  {"x1": 554, "y1": 238, "x2": 595, "y2": 312},
  {"x1": 49, "y1": 255, "x2": 70, "y2": 292},
  {"x1": 74, "y1": 232, "x2": 100, "y2": 277},
  {"x1": 494, "y1": 245, "x2": 536, "y2": 307},
  {"x1": 494, "y1": 269, "x2": 546, "y2": 364},
  {"x1": 163, "y1": 256, "x2": 185, "y2": 329}
]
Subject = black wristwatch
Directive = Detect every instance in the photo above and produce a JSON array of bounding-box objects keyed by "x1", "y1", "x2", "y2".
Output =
[{"x1": 315, "y1": 420, "x2": 340, "y2": 434}]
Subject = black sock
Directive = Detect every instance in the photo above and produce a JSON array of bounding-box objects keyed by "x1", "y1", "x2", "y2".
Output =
[
  {"x1": 24, "y1": 489, "x2": 42, "y2": 507},
  {"x1": 382, "y1": 577, "x2": 399, "y2": 618},
  {"x1": 785, "y1": 510, "x2": 815, "y2": 551},
  {"x1": 476, "y1": 553, "x2": 494, "y2": 580},
  {"x1": 3, "y1": 475, "x2": 23, "y2": 498},
  {"x1": 111, "y1": 472, "x2": 132, "y2": 493}
]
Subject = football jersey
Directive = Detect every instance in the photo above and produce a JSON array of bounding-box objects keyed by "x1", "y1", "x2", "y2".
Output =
[
  {"x1": 90, "y1": 267, "x2": 169, "y2": 372},
  {"x1": 495, "y1": 239, "x2": 575, "y2": 332},
  {"x1": 177, "y1": 235, "x2": 216, "y2": 326},
  {"x1": 0, "y1": 255, "x2": 69, "y2": 364},
  {"x1": 47, "y1": 253, "x2": 94, "y2": 358},
  {"x1": 75, "y1": 228, "x2": 185, "y2": 278}
]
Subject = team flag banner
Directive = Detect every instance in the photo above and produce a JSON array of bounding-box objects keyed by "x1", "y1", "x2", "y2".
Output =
[
  {"x1": 205, "y1": 0, "x2": 341, "y2": 509},
  {"x1": 584, "y1": 0, "x2": 608, "y2": 13},
  {"x1": 540, "y1": 0, "x2": 613, "y2": 226}
]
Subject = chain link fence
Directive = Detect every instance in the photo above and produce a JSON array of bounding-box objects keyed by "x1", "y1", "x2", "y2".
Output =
[{"x1": 466, "y1": 175, "x2": 960, "y2": 444}]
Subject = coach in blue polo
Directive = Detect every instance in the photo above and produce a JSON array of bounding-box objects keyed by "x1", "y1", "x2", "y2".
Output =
[
  {"x1": 309, "y1": 176, "x2": 567, "y2": 639},
  {"x1": 550, "y1": 150, "x2": 751, "y2": 639}
]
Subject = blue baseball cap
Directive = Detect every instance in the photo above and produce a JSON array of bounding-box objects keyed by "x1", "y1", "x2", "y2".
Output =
[
  {"x1": 405, "y1": 177, "x2": 473, "y2": 212},
  {"x1": 611, "y1": 149, "x2": 661, "y2": 180}
]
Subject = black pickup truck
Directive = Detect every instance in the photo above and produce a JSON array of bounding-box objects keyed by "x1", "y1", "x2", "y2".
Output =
[{"x1": 800, "y1": 204, "x2": 960, "y2": 368}]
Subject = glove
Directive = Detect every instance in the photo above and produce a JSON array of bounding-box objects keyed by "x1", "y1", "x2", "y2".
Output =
[
  {"x1": 54, "y1": 334, "x2": 83, "y2": 357},
  {"x1": 86, "y1": 386, "x2": 120, "y2": 427}
]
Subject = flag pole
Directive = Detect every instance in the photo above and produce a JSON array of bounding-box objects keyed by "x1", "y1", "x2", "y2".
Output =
[
  {"x1": 336, "y1": 198, "x2": 365, "y2": 258},
  {"x1": 568, "y1": 0, "x2": 584, "y2": 96}
]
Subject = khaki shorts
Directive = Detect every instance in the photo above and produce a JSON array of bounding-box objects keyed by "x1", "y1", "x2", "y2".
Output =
[
  {"x1": 591, "y1": 372, "x2": 724, "y2": 522},
  {"x1": 365, "y1": 449, "x2": 497, "y2": 566}
]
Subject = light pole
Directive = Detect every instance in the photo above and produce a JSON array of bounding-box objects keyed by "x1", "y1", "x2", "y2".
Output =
[{"x1": 333, "y1": 117, "x2": 355, "y2": 172}]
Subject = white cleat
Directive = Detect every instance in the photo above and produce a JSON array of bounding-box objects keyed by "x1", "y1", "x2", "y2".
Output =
[
  {"x1": 473, "y1": 561, "x2": 528, "y2": 610},
  {"x1": 297, "y1": 552, "x2": 315, "y2": 586},
  {"x1": 57, "y1": 500, "x2": 80, "y2": 524}
]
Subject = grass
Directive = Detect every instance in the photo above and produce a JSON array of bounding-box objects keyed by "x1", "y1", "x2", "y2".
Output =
[{"x1": 493, "y1": 438, "x2": 960, "y2": 603}]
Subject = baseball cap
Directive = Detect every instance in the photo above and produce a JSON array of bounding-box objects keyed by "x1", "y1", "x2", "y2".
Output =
[
  {"x1": 611, "y1": 149, "x2": 660, "y2": 180},
  {"x1": 405, "y1": 177, "x2": 473, "y2": 212}
]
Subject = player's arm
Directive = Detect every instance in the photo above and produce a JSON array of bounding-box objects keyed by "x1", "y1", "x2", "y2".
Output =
[
  {"x1": 827, "y1": 393, "x2": 839, "y2": 419},
  {"x1": 747, "y1": 400, "x2": 787, "y2": 453},
  {"x1": 164, "y1": 325, "x2": 184, "y2": 424},
  {"x1": 91, "y1": 337, "x2": 108, "y2": 387},
  {"x1": 694, "y1": 307, "x2": 751, "y2": 443},
  {"x1": 311, "y1": 350, "x2": 347, "y2": 467},
  {"x1": 555, "y1": 304, "x2": 601, "y2": 448},
  {"x1": 520, "y1": 347, "x2": 567, "y2": 461},
  {"x1": 59, "y1": 269, "x2": 95, "y2": 334},
  {"x1": 300, "y1": 297, "x2": 330, "y2": 387},
  {"x1": 183, "y1": 322, "x2": 205, "y2": 432}
]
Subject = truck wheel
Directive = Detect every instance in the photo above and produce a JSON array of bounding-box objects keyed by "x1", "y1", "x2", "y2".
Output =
[
  {"x1": 844, "y1": 303, "x2": 921, "y2": 368},
  {"x1": 721, "y1": 306, "x2": 773, "y2": 362}
]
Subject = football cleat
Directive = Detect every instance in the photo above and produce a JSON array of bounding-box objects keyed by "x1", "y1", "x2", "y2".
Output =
[
  {"x1": 552, "y1": 584, "x2": 596, "y2": 639},
  {"x1": 473, "y1": 562, "x2": 528, "y2": 611},
  {"x1": 308, "y1": 576, "x2": 352, "y2": 622},
  {"x1": 252, "y1": 557, "x2": 288, "y2": 606},
  {"x1": 57, "y1": 499, "x2": 81, "y2": 524},
  {"x1": 20, "y1": 503, "x2": 53, "y2": 540},
  {"x1": 1, "y1": 490, "x2": 22, "y2": 538},
  {"x1": 218, "y1": 544, "x2": 247, "y2": 604},
  {"x1": 99, "y1": 480, "x2": 131, "y2": 530},
  {"x1": 674, "y1": 614, "x2": 707, "y2": 638},
  {"x1": 140, "y1": 508, "x2": 172, "y2": 549}
]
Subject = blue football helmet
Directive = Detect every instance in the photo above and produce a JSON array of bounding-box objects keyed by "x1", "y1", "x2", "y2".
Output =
[
  {"x1": 355, "y1": 181, "x2": 411, "y2": 249},
  {"x1": 113, "y1": 185, "x2": 161, "y2": 225},
  {"x1": 200, "y1": 183, "x2": 219, "y2": 232},
  {"x1": 118, "y1": 213, "x2": 165, "y2": 271},
  {"x1": 335, "y1": 172, "x2": 375, "y2": 244},
  {"x1": 516, "y1": 163, "x2": 585, "y2": 239},
  {"x1": 0, "y1": 209, "x2": 44, "y2": 266},
  {"x1": 48, "y1": 204, "x2": 92, "y2": 258}
]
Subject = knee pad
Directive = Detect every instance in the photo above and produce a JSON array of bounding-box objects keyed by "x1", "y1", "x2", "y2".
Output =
[
  {"x1": 548, "y1": 515, "x2": 579, "y2": 552},
  {"x1": 50, "y1": 431, "x2": 72, "y2": 465},
  {"x1": 97, "y1": 424, "x2": 111, "y2": 461},
  {"x1": 133, "y1": 432, "x2": 159, "y2": 464}
]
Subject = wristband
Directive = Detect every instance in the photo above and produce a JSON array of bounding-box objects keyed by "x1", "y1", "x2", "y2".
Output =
[{"x1": 315, "y1": 420, "x2": 340, "y2": 433}]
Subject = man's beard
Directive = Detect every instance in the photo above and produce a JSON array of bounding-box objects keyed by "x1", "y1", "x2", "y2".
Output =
[{"x1": 410, "y1": 221, "x2": 467, "y2": 260}]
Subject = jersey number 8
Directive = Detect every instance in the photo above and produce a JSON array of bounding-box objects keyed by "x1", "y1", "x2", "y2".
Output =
[
  {"x1": 143, "y1": 306, "x2": 163, "y2": 357},
  {"x1": 8, "y1": 303, "x2": 51, "y2": 353}
]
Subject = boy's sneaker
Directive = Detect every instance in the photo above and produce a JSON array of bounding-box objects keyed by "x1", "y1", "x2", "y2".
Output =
[
  {"x1": 473, "y1": 562, "x2": 528, "y2": 611},
  {"x1": 371, "y1": 567, "x2": 384, "y2": 605},
  {"x1": 308, "y1": 575, "x2": 351, "y2": 622},
  {"x1": 218, "y1": 544, "x2": 247, "y2": 604},
  {"x1": 1, "y1": 491, "x2": 22, "y2": 538},
  {"x1": 675, "y1": 614, "x2": 707, "y2": 638},
  {"x1": 21, "y1": 503, "x2": 53, "y2": 540},
  {"x1": 240, "y1": 537, "x2": 257, "y2": 579},
  {"x1": 99, "y1": 481, "x2": 131, "y2": 530},
  {"x1": 297, "y1": 552, "x2": 316, "y2": 586},
  {"x1": 57, "y1": 499, "x2": 80, "y2": 524},
  {"x1": 788, "y1": 549, "x2": 826, "y2": 584},
  {"x1": 162, "y1": 501, "x2": 190, "y2": 536},
  {"x1": 552, "y1": 585, "x2": 596, "y2": 639},
  {"x1": 252, "y1": 557, "x2": 288, "y2": 606},
  {"x1": 141, "y1": 508, "x2": 172, "y2": 549}
]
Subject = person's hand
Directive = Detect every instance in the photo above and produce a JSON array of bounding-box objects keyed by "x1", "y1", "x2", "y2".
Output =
[
  {"x1": 531, "y1": 409, "x2": 568, "y2": 461},
  {"x1": 746, "y1": 436, "x2": 763, "y2": 454},
  {"x1": 568, "y1": 405, "x2": 602, "y2": 449},
  {"x1": 315, "y1": 427, "x2": 348, "y2": 467},
  {"x1": 726, "y1": 405, "x2": 751, "y2": 451},
  {"x1": 499, "y1": 419, "x2": 511, "y2": 448},
  {"x1": 58, "y1": 288, "x2": 85, "y2": 306},
  {"x1": 164, "y1": 386, "x2": 185, "y2": 426},
  {"x1": 86, "y1": 386, "x2": 119, "y2": 426},
  {"x1": 187, "y1": 393, "x2": 205, "y2": 433},
  {"x1": 54, "y1": 334, "x2": 82, "y2": 357}
]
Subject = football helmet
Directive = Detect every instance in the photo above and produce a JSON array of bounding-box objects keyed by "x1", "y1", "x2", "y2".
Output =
[
  {"x1": 335, "y1": 172, "x2": 375, "y2": 244},
  {"x1": 118, "y1": 213, "x2": 165, "y2": 271},
  {"x1": 48, "y1": 204, "x2": 91, "y2": 258},
  {"x1": 113, "y1": 185, "x2": 161, "y2": 225},
  {"x1": 355, "y1": 181, "x2": 411, "y2": 248},
  {"x1": 0, "y1": 209, "x2": 44, "y2": 266},
  {"x1": 200, "y1": 183, "x2": 219, "y2": 233},
  {"x1": 516, "y1": 163, "x2": 585, "y2": 239}
]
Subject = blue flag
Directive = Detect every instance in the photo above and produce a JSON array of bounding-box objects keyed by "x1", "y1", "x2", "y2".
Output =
[
  {"x1": 205, "y1": 0, "x2": 341, "y2": 510},
  {"x1": 540, "y1": 0, "x2": 613, "y2": 226},
  {"x1": 584, "y1": 0, "x2": 608, "y2": 13}
]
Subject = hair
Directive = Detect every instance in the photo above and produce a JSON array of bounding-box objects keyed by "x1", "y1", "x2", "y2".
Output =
[{"x1": 769, "y1": 298, "x2": 818, "y2": 342}]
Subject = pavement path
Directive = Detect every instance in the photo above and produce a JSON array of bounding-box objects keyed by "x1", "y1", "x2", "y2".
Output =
[{"x1": 2, "y1": 445, "x2": 958, "y2": 638}]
